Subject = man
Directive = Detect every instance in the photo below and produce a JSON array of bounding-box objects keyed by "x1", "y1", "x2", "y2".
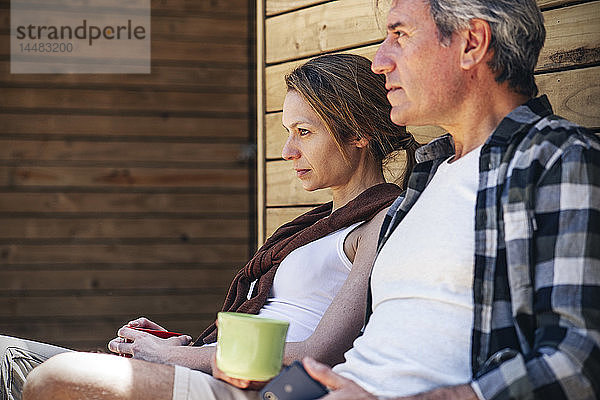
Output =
[
  {"x1": 22, "y1": 0, "x2": 600, "y2": 399},
  {"x1": 300, "y1": 0, "x2": 600, "y2": 399}
]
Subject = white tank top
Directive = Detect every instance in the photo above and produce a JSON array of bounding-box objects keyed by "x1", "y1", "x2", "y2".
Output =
[
  {"x1": 333, "y1": 146, "x2": 481, "y2": 397},
  {"x1": 257, "y1": 221, "x2": 363, "y2": 342}
]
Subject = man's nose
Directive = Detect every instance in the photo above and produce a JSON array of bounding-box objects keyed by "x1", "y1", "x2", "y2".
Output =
[{"x1": 372, "y1": 40, "x2": 394, "y2": 76}]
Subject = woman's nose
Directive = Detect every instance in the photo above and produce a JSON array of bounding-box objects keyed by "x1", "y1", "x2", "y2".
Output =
[{"x1": 281, "y1": 136, "x2": 300, "y2": 160}]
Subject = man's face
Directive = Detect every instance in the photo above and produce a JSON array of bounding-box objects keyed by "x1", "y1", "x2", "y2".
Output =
[{"x1": 372, "y1": 0, "x2": 466, "y2": 127}]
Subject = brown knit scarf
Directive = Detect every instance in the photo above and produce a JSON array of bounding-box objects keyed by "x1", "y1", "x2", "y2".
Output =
[{"x1": 193, "y1": 182, "x2": 403, "y2": 345}]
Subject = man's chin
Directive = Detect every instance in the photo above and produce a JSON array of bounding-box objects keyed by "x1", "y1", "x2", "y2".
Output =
[
  {"x1": 390, "y1": 111, "x2": 410, "y2": 127},
  {"x1": 302, "y1": 186, "x2": 319, "y2": 192}
]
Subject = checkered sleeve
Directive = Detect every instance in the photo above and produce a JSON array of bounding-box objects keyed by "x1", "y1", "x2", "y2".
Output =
[{"x1": 472, "y1": 132, "x2": 600, "y2": 399}]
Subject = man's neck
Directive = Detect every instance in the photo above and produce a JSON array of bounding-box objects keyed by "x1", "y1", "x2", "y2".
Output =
[{"x1": 442, "y1": 84, "x2": 530, "y2": 160}]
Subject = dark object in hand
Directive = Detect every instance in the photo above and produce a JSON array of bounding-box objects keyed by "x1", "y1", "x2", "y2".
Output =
[
  {"x1": 260, "y1": 361, "x2": 328, "y2": 400},
  {"x1": 129, "y1": 326, "x2": 186, "y2": 339}
]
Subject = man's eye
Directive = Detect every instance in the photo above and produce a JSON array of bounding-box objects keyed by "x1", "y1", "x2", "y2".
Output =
[
  {"x1": 298, "y1": 128, "x2": 310, "y2": 136},
  {"x1": 392, "y1": 31, "x2": 406, "y2": 41}
]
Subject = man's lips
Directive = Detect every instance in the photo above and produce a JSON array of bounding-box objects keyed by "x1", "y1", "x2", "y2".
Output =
[
  {"x1": 387, "y1": 87, "x2": 404, "y2": 103},
  {"x1": 295, "y1": 168, "x2": 310, "y2": 178}
]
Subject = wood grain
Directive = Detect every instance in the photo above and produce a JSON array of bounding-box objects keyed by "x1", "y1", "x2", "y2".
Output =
[
  {"x1": 0, "y1": 293, "x2": 226, "y2": 318},
  {"x1": 0, "y1": 0, "x2": 249, "y2": 17},
  {"x1": 536, "y1": 65, "x2": 600, "y2": 128},
  {"x1": 0, "y1": 243, "x2": 249, "y2": 265},
  {"x1": 538, "y1": 2, "x2": 600, "y2": 72},
  {"x1": 0, "y1": 37, "x2": 250, "y2": 65},
  {"x1": 0, "y1": 268, "x2": 239, "y2": 291},
  {"x1": 150, "y1": 0, "x2": 250, "y2": 16},
  {"x1": 0, "y1": 10, "x2": 248, "y2": 41},
  {"x1": 0, "y1": 193, "x2": 250, "y2": 214},
  {"x1": 0, "y1": 88, "x2": 249, "y2": 114},
  {"x1": 266, "y1": 0, "x2": 328, "y2": 16},
  {"x1": 0, "y1": 218, "x2": 249, "y2": 239},
  {"x1": 149, "y1": 15, "x2": 249, "y2": 40},
  {"x1": 0, "y1": 62, "x2": 249, "y2": 90},
  {"x1": 0, "y1": 166, "x2": 249, "y2": 189},
  {"x1": 2, "y1": 114, "x2": 249, "y2": 139},
  {"x1": 265, "y1": 0, "x2": 388, "y2": 64},
  {"x1": 0, "y1": 140, "x2": 246, "y2": 164}
]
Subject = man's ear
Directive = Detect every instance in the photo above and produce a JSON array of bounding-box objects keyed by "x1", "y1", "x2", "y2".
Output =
[
  {"x1": 459, "y1": 18, "x2": 492, "y2": 70},
  {"x1": 352, "y1": 137, "x2": 370, "y2": 148}
]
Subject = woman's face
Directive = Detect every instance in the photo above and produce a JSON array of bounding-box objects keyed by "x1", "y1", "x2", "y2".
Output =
[{"x1": 281, "y1": 91, "x2": 362, "y2": 192}]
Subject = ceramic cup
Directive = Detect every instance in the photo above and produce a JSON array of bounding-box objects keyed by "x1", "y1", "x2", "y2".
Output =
[{"x1": 216, "y1": 312, "x2": 289, "y2": 381}]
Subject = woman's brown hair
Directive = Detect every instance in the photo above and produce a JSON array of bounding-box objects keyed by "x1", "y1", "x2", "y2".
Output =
[{"x1": 285, "y1": 53, "x2": 420, "y2": 190}]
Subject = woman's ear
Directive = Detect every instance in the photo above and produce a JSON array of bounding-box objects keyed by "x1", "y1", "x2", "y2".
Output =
[
  {"x1": 352, "y1": 137, "x2": 370, "y2": 148},
  {"x1": 458, "y1": 18, "x2": 492, "y2": 70}
]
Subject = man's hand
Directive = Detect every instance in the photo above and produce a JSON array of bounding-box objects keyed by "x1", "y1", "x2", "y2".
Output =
[
  {"x1": 302, "y1": 357, "x2": 479, "y2": 400},
  {"x1": 302, "y1": 357, "x2": 377, "y2": 400},
  {"x1": 108, "y1": 326, "x2": 192, "y2": 363},
  {"x1": 210, "y1": 351, "x2": 268, "y2": 390}
]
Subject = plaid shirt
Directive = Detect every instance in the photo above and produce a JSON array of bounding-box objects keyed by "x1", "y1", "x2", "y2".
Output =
[{"x1": 374, "y1": 96, "x2": 600, "y2": 399}]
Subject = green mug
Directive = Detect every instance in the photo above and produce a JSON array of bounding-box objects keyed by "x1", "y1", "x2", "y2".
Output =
[{"x1": 216, "y1": 312, "x2": 289, "y2": 381}]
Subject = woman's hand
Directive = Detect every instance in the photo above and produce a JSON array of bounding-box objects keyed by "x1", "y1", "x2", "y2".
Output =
[
  {"x1": 108, "y1": 326, "x2": 192, "y2": 364},
  {"x1": 210, "y1": 351, "x2": 269, "y2": 390},
  {"x1": 124, "y1": 316, "x2": 167, "y2": 331}
]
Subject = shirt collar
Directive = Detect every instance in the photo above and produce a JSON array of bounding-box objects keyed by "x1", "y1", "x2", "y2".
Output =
[
  {"x1": 486, "y1": 95, "x2": 553, "y2": 146},
  {"x1": 415, "y1": 133, "x2": 455, "y2": 163}
]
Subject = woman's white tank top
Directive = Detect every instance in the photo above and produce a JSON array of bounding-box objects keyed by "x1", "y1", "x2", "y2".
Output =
[{"x1": 256, "y1": 221, "x2": 363, "y2": 342}]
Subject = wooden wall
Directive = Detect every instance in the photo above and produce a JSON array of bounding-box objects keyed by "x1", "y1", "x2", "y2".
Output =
[
  {"x1": 257, "y1": 0, "x2": 600, "y2": 242},
  {"x1": 0, "y1": 0, "x2": 256, "y2": 350}
]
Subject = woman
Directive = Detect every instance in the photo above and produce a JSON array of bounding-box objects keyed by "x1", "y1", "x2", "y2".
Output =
[{"x1": 18, "y1": 53, "x2": 419, "y2": 400}]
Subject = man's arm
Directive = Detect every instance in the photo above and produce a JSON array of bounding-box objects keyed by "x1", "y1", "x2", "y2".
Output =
[{"x1": 473, "y1": 138, "x2": 600, "y2": 399}]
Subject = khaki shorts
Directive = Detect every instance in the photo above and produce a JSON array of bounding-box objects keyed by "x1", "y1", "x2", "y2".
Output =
[
  {"x1": 1, "y1": 335, "x2": 71, "y2": 400},
  {"x1": 173, "y1": 366, "x2": 261, "y2": 400}
]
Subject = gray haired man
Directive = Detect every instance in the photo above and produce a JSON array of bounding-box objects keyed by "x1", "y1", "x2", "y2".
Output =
[{"x1": 303, "y1": 0, "x2": 599, "y2": 399}]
